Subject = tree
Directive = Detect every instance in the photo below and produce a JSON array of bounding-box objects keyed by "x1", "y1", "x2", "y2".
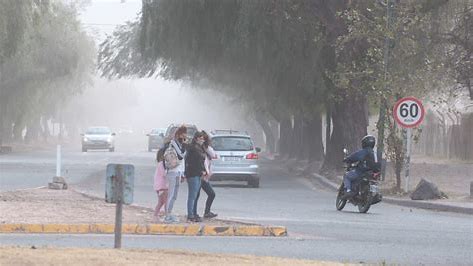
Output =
[
  {"x1": 0, "y1": 0, "x2": 95, "y2": 144},
  {"x1": 98, "y1": 0, "x2": 470, "y2": 176}
]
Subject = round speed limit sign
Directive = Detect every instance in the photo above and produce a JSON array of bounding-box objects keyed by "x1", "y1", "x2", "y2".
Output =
[{"x1": 393, "y1": 97, "x2": 425, "y2": 128}]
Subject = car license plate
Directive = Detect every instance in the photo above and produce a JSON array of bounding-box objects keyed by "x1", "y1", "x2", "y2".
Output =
[
  {"x1": 370, "y1": 185, "x2": 379, "y2": 193},
  {"x1": 223, "y1": 156, "x2": 241, "y2": 162}
]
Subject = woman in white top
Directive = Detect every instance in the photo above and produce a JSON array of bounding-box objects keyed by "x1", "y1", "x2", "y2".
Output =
[
  {"x1": 193, "y1": 131, "x2": 218, "y2": 218},
  {"x1": 163, "y1": 126, "x2": 187, "y2": 224}
]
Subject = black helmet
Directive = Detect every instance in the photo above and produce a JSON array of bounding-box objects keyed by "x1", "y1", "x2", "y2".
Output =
[{"x1": 361, "y1": 135, "x2": 376, "y2": 149}]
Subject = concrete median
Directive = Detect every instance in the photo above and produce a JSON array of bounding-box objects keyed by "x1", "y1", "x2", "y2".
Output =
[{"x1": 0, "y1": 223, "x2": 287, "y2": 237}]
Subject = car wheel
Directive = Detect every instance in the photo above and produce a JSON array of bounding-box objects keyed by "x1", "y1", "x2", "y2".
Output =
[
  {"x1": 82, "y1": 147, "x2": 87, "y2": 152},
  {"x1": 248, "y1": 177, "x2": 260, "y2": 188}
]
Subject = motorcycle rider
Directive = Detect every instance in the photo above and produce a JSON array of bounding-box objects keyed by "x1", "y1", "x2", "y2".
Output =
[{"x1": 342, "y1": 135, "x2": 380, "y2": 199}]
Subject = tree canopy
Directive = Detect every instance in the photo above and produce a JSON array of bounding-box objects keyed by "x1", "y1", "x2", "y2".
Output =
[
  {"x1": 0, "y1": 0, "x2": 95, "y2": 144},
  {"x1": 98, "y1": 0, "x2": 472, "y2": 178}
]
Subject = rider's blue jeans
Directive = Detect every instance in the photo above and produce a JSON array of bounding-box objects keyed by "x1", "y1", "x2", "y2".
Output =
[{"x1": 344, "y1": 169, "x2": 361, "y2": 191}]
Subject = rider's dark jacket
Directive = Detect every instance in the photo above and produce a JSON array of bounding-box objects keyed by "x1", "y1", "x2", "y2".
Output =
[{"x1": 343, "y1": 147, "x2": 380, "y2": 173}]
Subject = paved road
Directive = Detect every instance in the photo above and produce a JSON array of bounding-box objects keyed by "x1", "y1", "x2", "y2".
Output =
[{"x1": 1, "y1": 146, "x2": 472, "y2": 265}]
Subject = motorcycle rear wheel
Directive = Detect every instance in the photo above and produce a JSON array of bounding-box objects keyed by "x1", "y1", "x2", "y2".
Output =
[{"x1": 336, "y1": 184, "x2": 347, "y2": 211}]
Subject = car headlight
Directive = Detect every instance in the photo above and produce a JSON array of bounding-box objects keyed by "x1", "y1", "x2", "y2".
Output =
[
  {"x1": 83, "y1": 137, "x2": 89, "y2": 142},
  {"x1": 107, "y1": 137, "x2": 113, "y2": 142}
]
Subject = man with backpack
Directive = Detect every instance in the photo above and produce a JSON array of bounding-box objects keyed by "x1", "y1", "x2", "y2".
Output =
[{"x1": 162, "y1": 126, "x2": 188, "y2": 224}]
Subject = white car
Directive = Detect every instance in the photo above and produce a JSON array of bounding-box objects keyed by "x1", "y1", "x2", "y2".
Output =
[
  {"x1": 210, "y1": 130, "x2": 261, "y2": 187},
  {"x1": 81, "y1": 127, "x2": 116, "y2": 152}
]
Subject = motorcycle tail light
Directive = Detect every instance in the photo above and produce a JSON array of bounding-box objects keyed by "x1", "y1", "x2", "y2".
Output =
[{"x1": 373, "y1": 173, "x2": 381, "y2": 180}]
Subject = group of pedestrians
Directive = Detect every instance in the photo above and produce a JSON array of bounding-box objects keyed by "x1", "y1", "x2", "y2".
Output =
[{"x1": 153, "y1": 126, "x2": 217, "y2": 223}]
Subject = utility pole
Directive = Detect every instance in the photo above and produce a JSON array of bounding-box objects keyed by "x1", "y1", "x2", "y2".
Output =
[{"x1": 376, "y1": 0, "x2": 395, "y2": 180}]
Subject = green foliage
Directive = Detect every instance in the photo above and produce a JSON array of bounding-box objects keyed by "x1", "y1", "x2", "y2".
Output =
[
  {"x1": 96, "y1": 0, "x2": 470, "y2": 170},
  {"x1": 0, "y1": 0, "x2": 95, "y2": 142}
]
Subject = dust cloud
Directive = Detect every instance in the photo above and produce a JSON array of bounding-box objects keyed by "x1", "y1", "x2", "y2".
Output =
[{"x1": 63, "y1": 77, "x2": 260, "y2": 150}]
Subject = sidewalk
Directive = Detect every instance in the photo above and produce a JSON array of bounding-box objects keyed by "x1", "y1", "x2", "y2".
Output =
[{"x1": 0, "y1": 187, "x2": 286, "y2": 236}]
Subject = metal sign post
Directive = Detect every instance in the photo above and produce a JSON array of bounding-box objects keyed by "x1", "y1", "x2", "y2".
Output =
[
  {"x1": 105, "y1": 164, "x2": 134, "y2": 249},
  {"x1": 393, "y1": 97, "x2": 425, "y2": 193},
  {"x1": 404, "y1": 128, "x2": 412, "y2": 192},
  {"x1": 114, "y1": 164, "x2": 124, "y2": 249}
]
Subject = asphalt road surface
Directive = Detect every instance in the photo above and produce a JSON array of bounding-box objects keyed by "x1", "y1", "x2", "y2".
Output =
[{"x1": 1, "y1": 143, "x2": 472, "y2": 265}]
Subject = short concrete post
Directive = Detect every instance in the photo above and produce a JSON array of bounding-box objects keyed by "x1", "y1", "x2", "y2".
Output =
[
  {"x1": 48, "y1": 144, "x2": 68, "y2": 190},
  {"x1": 56, "y1": 144, "x2": 61, "y2": 177}
]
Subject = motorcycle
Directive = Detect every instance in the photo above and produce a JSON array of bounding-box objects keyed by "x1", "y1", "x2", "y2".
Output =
[{"x1": 336, "y1": 148, "x2": 383, "y2": 213}]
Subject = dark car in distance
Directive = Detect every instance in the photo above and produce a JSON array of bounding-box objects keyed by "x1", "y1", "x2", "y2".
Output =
[{"x1": 147, "y1": 128, "x2": 166, "y2": 152}]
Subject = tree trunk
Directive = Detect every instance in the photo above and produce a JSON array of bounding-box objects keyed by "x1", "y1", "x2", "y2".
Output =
[
  {"x1": 467, "y1": 80, "x2": 473, "y2": 101},
  {"x1": 322, "y1": 93, "x2": 369, "y2": 171},
  {"x1": 299, "y1": 118, "x2": 310, "y2": 160},
  {"x1": 307, "y1": 114, "x2": 324, "y2": 162},
  {"x1": 376, "y1": 99, "x2": 387, "y2": 161},
  {"x1": 395, "y1": 159, "x2": 402, "y2": 191},
  {"x1": 41, "y1": 117, "x2": 51, "y2": 142},
  {"x1": 291, "y1": 115, "x2": 303, "y2": 159},
  {"x1": 255, "y1": 112, "x2": 276, "y2": 154},
  {"x1": 25, "y1": 118, "x2": 41, "y2": 144},
  {"x1": 0, "y1": 105, "x2": 4, "y2": 146},
  {"x1": 325, "y1": 108, "x2": 331, "y2": 157},
  {"x1": 279, "y1": 117, "x2": 292, "y2": 157},
  {"x1": 0, "y1": 65, "x2": 4, "y2": 146},
  {"x1": 269, "y1": 120, "x2": 279, "y2": 154},
  {"x1": 12, "y1": 116, "x2": 25, "y2": 142}
]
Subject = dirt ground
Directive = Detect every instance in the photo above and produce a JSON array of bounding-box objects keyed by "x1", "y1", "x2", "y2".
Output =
[
  {"x1": 0, "y1": 188, "x2": 234, "y2": 225},
  {"x1": 383, "y1": 155, "x2": 473, "y2": 199},
  {"x1": 0, "y1": 247, "x2": 348, "y2": 266}
]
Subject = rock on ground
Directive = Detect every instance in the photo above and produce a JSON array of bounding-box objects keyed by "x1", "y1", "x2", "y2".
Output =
[{"x1": 410, "y1": 179, "x2": 444, "y2": 200}]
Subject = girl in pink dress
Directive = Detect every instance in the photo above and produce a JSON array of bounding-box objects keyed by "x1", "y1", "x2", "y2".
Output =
[{"x1": 153, "y1": 160, "x2": 168, "y2": 219}]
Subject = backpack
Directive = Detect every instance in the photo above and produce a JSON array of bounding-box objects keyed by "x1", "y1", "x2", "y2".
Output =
[
  {"x1": 156, "y1": 142, "x2": 169, "y2": 163},
  {"x1": 163, "y1": 144, "x2": 181, "y2": 170}
]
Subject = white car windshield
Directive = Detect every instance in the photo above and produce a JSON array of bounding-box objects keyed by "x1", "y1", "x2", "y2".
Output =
[{"x1": 86, "y1": 127, "x2": 111, "y2": 135}]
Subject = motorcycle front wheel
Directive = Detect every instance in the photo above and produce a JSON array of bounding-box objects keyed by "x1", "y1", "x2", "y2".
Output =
[
  {"x1": 336, "y1": 184, "x2": 347, "y2": 211},
  {"x1": 358, "y1": 194, "x2": 371, "y2": 213}
]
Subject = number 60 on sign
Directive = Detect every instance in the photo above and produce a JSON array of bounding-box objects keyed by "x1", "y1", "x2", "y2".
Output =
[{"x1": 393, "y1": 97, "x2": 425, "y2": 128}]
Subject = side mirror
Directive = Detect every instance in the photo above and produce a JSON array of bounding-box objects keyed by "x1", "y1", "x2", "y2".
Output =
[
  {"x1": 112, "y1": 133, "x2": 116, "y2": 136},
  {"x1": 80, "y1": 133, "x2": 84, "y2": 136},
  {"x1": 255, "y1": 147, "x2": 262, "y2": 153},
  {"x1": 146, "y1": 134, "x2": 150, "y2": 137},
  {"x1": 159, "y1": 133, "x2": 165, "y2": 137}
]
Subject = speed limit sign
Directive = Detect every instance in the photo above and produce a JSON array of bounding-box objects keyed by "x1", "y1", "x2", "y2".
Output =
[
  {"x1": 393, "y1": 97, "x2": 425, "y2": 128},
  {"x1": 393, "y1": 97, "x2": 425, "y2": 193}
]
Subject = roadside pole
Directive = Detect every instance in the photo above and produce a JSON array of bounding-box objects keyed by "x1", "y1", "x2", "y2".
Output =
[
  {"x1": 106, "y1": 164, "x2": 134, "y2": 249},
  {"x1": 56, "y1": 144, "x2": 61, "y2": 177},
  {"x1": 404, "y1": 128, "x2": 412, "y2": 192},
  {"x1": 114, "y1": 164, "x2": 124, "y2": 249}
]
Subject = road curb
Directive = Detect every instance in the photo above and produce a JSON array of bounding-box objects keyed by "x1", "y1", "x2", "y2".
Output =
[
  {"x1": 310, "y1": 173, "x2": 473, "y2": 215},
  {"x1": 0, "y1": 224, "x2": 287, "y2": 237}
]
